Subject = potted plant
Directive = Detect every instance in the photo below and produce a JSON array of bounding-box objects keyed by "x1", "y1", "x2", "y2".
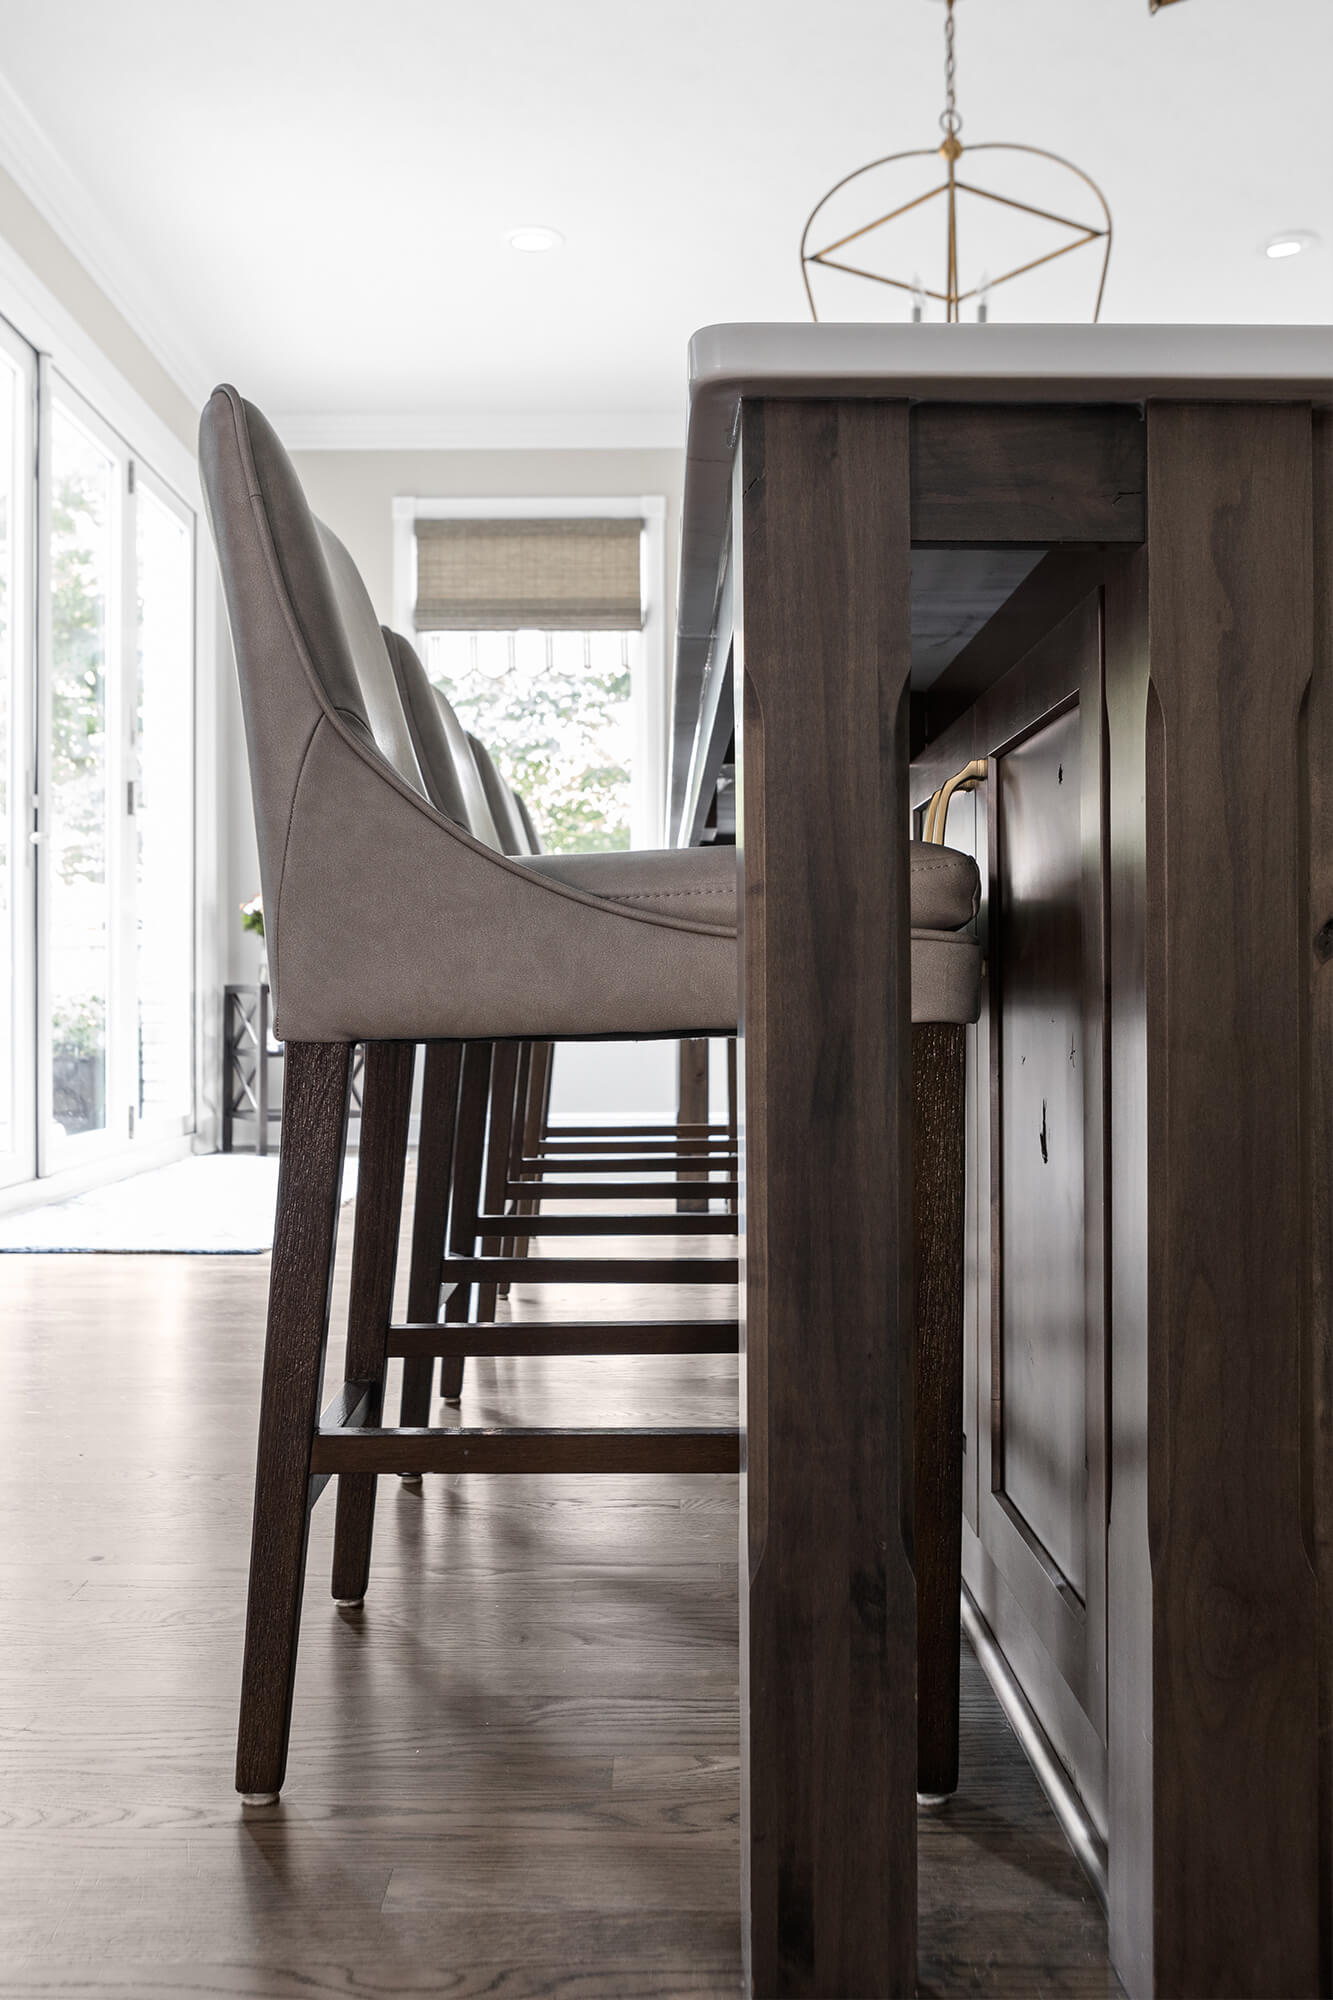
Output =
[{"x1": 240, "y1": 893, "x2": 267, "y2": 990}]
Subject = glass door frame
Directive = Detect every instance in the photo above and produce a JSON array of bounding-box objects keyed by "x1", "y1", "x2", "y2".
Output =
[
  {"x1": 129, "y1": 456, "x2": 195, "y2": 1148},
  {"x1": 0, "y1": 316, "x2": 37, "y2": 1190},
  {"x1": 37, "y1": 371, "x2": 132, "y2": 1174}
]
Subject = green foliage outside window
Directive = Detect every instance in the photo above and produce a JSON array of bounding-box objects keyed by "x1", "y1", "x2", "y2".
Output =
[
  {"x1": 426, "y1": 632, "x2": 633, "y2": 853},
  {"x1": 50, "y1": 463, "x2": 107, "y2": 888}
]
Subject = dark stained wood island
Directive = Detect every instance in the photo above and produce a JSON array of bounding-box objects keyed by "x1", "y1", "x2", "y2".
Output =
[{"x1": 669, "y1": 325, "x2": 1333, "y2": 1999}]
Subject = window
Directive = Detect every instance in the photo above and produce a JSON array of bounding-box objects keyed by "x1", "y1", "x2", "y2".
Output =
[
  {"x1": 420, "y1": 628, "x2": 635, "y2": 851},
  {"x1": 394, "y1": 498, "x2": 666, "y2": 852}
]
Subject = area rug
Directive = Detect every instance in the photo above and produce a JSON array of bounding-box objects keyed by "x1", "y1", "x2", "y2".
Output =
[{"x1": 0, "y1": 1152, "x2": 359, "y2": 1254}]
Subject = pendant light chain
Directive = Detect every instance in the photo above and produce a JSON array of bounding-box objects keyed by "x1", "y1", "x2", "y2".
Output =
[{"x1": 940, "y1": 0, "x2": 962, "y2": 138}]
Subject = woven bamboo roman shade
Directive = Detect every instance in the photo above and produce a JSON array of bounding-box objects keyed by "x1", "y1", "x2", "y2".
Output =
[{"x1": 414, "y1": 517, "x2": 644, "y2": 631}]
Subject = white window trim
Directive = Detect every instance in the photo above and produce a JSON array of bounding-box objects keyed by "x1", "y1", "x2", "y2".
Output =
[
  {"x1": 392, "y1": 494, "x2": 668, "y2": 851},
  {"x1": 0, "y1": 230, "x2": 221, "y2": 1204}
]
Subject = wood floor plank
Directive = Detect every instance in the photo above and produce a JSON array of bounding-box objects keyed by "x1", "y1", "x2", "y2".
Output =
[{"x1": 0, "y1": 1167, "x2": 1119, "y2": 1998}]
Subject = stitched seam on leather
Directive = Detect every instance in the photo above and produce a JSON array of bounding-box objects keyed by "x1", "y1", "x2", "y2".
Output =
[{"x1": 607, "y1": 888, "x2": 726, "y2": 899}]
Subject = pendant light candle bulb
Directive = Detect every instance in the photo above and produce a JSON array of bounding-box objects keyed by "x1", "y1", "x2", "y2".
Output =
[
  {"x1": 977, "y1": 272, "x2": 991, "y2": 323},
  {"x1": 911, "y1": 274, "x2": 926, "y2": 322}
]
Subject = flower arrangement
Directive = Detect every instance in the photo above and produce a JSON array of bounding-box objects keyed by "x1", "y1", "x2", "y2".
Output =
[{"x1": 240, "y1": 893, "x2": 264, "y2": 940}]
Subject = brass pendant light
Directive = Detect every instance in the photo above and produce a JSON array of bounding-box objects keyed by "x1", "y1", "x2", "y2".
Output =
[{"x1": 800, "y1": 0, "x2": 1112, "y2": 323}]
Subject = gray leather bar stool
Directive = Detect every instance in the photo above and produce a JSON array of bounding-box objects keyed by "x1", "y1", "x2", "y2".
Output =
[
  {"x1": 382, "y1": 626, "x2": 738, "y2": 1420},
  {"x1": 390, "y1": 625, "x2": 740, "y2": 1222},
  {"x1": 202, "y1": 382, "x2": 982, "y2": 1808},
  {"x1": 467, "y1": 731, "x2": 738, "y2": 1209},
  {"x1": 202, "y1": 384, "x2": 744, "y2": 1804}
]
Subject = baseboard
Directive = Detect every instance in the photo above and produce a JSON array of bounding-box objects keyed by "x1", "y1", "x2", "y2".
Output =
[{"x1": 961, "y1": 1584, "x2": 1109, "y2": 1910}]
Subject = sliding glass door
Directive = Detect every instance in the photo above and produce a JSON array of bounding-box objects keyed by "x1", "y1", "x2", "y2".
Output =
[
  {"x1": 34, "y1": 373, "x2": 195, "y2": 1176},
  {"x1": 0, "y1": 321, "x2": 36, "y2": 1187},
  {"x1": 42, "y1": 389, "x2": 118, "y2": 1155},
  {"x1": 132, "y1": 467, "x2": 194, "y2": 1142}
]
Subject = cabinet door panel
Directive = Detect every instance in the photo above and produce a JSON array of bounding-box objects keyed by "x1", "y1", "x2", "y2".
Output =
[
  {"x1": 996, "y1": 701, "x2": 1087, "y2": 1599},
  {"x1": 920, "y1": 585, "x2": 1111, "y2": 1826}
]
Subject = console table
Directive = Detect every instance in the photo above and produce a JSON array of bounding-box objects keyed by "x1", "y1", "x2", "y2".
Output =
[
  {"x1": 222, "y1": 983, "x2": 281, "y2": 1154},
  {"x1": 669, "y1": 325, "x2": 1333, "y2": 1999}
]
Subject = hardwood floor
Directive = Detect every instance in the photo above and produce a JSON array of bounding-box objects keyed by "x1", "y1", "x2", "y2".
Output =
[{"x1": 0, "y1": 1164, "x2": 1119, "y2": 1998}]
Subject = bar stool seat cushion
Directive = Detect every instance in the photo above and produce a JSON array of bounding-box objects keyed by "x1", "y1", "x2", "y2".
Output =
[
  {"x1": 522, "y1": 847, "x2": 739, "y2": 929},
  {"x1": 200, "y1": 385, "x2": 983, "y2": 1047},
  {"x1": 909, "y1": 844, "x2": 981, "y2": 930},
  {"x1": 527, "y1": 844, "x2": 978, "y2": 939},
  {"x1": 911, "y1": 930, "x2": 983, "y2": 1026}
]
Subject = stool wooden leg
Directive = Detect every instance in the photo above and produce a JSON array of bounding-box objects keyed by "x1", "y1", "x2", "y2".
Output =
[
  {"x1": 331, "y1": 1040, "x2": 415, "y2": 1605},
  {"x1": 440, "y1": 1042, "x2": 494, "y2": 1387},
  {"x1": 400, "y1": 1042, "x2": 463, "y2": 1430},
  {"x1": 676, "y1": 1038, "x2": 709, "y2": 1212},
  {"x1": 513, "y1": 1040, "x2": 551, "y2": 1255},
  {"x1": 477, "y1": 1041, "x2": 519, "y2": 1323},
  {"x1": 726, "y1": 1037, "x2": 738, "y2": 1216},
  {"x1": 499, "y1": 1041, "x2": 533, "y2": 1277},
  {"x1": 236, "y1": 1039, "x2": 353, "y2": 1802},
  {"x1": 913, "y1": 1019, "x2": 968, "y2": 1800}
]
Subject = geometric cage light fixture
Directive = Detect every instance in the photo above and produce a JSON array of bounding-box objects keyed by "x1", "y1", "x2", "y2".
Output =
[{"x1": 800, "y1": 0, "x2": 1112, "y2": 323}]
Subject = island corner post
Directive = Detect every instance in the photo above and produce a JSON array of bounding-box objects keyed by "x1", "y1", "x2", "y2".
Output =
[
  {"x1": 734, "y1": 396, "x2": 918, "y2": 2000},
  {"x1": 713, "y1": 371, "x2": 1332, "y2": 2000},
  {"x1": 1106, "y1": 397, "x2": 1325, "y2": 1999}
]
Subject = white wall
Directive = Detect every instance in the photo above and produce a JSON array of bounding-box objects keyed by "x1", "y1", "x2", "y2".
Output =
[{"x1": 0, "y1": 162, "x2": 198, "y2": 447}]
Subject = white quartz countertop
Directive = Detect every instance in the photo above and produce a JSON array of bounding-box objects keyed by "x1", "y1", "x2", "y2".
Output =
[
  {"x1": 688, "y1": 322, "x2": 1332, "y2": 422},
  {"x1": 668, "y1": 323, "x2": 1332, "y2": 838}
]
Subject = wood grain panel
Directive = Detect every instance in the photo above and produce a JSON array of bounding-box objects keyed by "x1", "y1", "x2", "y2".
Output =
[
  {"x1": 1139, "y1": 401, "x2": 1319, "y2": 1997},
  {"x1": 1312, "y1": 408, "x2": 1333, "y2": 2000},
  {"x1": 1104, "y1": 544, "x2": 1154, "y2": 2000},
  {"x1": 920, "y1": 590, "x2": 1111, "y2": 1825},
  {"x1": 911, "y1": 404, "x2": 1145, "y2": 547},
  {"x1": 995, "y1": 703, "x2": 1087, "y2": 1598},
  {"x1": 736, "y1": 398, "x2": 916, "y2": 1997}
]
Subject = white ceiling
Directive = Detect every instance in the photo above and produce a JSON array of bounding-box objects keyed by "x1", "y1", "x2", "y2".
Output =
[{"x1": 0, "y1": 0, "x2": 1329, "y2": 440}]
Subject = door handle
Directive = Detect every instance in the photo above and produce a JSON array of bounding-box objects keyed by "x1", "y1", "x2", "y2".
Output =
[{"x1": 924, "y1": 758, "x2": 987, "y2": 844}]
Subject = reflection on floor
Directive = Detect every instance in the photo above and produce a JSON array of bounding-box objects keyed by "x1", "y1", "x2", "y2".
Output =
[{"x1": 0, "y1": 1164, "x2": 1120, "y2": 1997}]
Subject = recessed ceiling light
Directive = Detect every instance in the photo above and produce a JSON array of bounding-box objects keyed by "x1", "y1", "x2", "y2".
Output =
[
  {"x1": 506, "y1": 226, "x2": 564, "y2": 254},
  {"x1": 1265, "y1": 230, "x2": 1319, "y2": 260}
]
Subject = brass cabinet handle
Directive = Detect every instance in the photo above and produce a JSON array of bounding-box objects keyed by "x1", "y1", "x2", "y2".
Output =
[{"x1": 924, "y1": 758, "x2": 988, "y2": 844}]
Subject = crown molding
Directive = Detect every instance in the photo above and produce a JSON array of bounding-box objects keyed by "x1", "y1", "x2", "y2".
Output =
[
  {"x1": 274, "y1": 408, "x2": 686, "y2": 453},
  {"x1": 0, "y1": 66, "x2": 214, "y2": 405}
]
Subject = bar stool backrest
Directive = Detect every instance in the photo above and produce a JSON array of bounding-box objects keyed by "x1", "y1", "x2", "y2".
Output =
[
  {"x1": 314, "y1": 527, "x2": 424, "y2": 795},
  {"x1": 513, "y1": 793, "x2": 543, "y2": 854},
  {"x1": 382, "y1": 626, "x2": 502, "y2": 847},
  {"x1": 468, "y1": 734, "x2": 530, "y2": 855}
]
